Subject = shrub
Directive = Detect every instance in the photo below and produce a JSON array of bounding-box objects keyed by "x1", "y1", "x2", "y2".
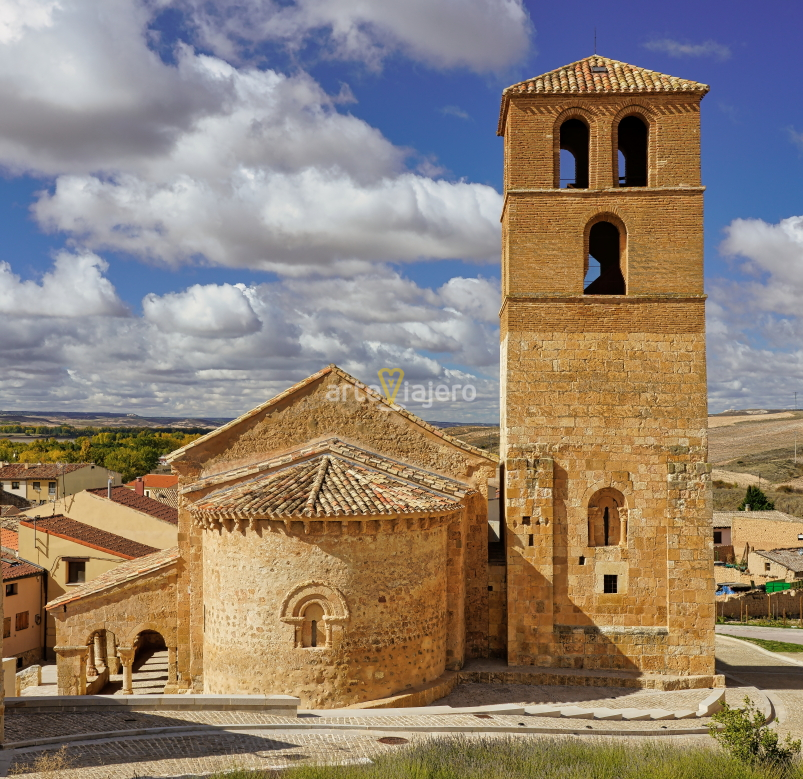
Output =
[{"x1": 710, "y1": 696, "x2": 801, "y2": 767}]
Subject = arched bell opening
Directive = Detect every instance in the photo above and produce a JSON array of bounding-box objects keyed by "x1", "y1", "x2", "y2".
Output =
[
  {"x1": 584, "y1": 221, "x2": 626, "y2": 295},
  {"x1": 559, "y1": 118, "x2": 589, "y2": 189},
  {"x1": 617, "y1": 115, "x2": 648, "y2": 187}
]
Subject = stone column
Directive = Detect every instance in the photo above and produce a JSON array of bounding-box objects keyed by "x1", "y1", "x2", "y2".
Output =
[
  {"x1": 54, "y1": 646, "x2": 89, "y2": 695},
  {"x1": 94, "y1": 633, "x2": 106, "y2": 671},
  {"x1": 163, "y1": 646, "x2": 178, "y2": 693},
  {"x1": 86, "y1": 640, "x2": 97, "y2": 677},
  {"x1": 106, "y1": 632, "x2": 120, "y2": 674},
  {"x1": 118, "y1": 647, "x2": 135, "y2": 695}
]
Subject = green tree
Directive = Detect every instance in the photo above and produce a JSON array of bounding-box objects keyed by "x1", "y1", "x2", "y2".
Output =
[{"x1": 738, "y1": 485, "x2": 775, "y2": 512}]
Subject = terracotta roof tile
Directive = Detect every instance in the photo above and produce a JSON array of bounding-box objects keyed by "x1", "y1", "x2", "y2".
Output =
[
  {"x1": 87, "y1": 486, "x2": 178, "y2": 525},
  {"x1": 505, "y1": 55, "x2": 709, "y2": 96},
  {"x1": 188, "y1": 439, "x2": 469, "y2": 520},
  {"x1": 149, "y1": 488, "x2": 178, "y2": 509},
  {"x1": 754, "y1": 548, "x2": 803, "y2": 574},
  {"x1": 18, "y1": 515, "x2": 159, "y2": 559},
  {"x1": 2, "y1": 555, "x2": 44, "y2": 581},
  {"x1": 125, "y1": 474, "x2": 178, "y2": 489},
  {"x1": 46, "y1": 547, "x2": 179, "y2": 609},
  {"x1": 498, "y1": 55, "x2": 709, "y2": 134},
  {"x1": 0, "y1": 463, "x2": 91, "y2": 479},
  {"x1": 1, "y1": 528, "x2": 18, "y2": 550}
]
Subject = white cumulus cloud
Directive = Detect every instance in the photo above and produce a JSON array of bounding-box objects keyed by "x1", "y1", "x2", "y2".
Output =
[
  {"x1": 173, "y1": 0, "x2": 532, "y2": 73},
  {"x1": 0, "y1": 251, "x2": 128, "y2": 317},
  {"x1": 143, "y1": 283, "x2": 263, "y2": 338}
]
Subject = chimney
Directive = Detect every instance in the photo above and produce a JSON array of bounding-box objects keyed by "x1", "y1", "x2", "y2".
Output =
[
  {"x1": 107, "y1": 477, "x2": 113, "y2": 499},
  {"x1": 746, "y1": 505, "x2": 751, "y2": 512},
  {"x1": 135, "y1": 477, "x2": 144, "y2": 496}
]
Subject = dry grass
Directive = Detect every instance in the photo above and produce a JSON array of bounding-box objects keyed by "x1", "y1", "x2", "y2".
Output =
[
  {"x1": 10, "y1": 746, "x2": 72, "y2": 778},
  {"x1": 206, "y1": 737, "x2": 803, "y2": 779}
]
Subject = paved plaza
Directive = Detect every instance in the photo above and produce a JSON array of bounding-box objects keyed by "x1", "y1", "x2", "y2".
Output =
[{"x1": 3, "y1": 636, "x2": 802, "y2": 778}]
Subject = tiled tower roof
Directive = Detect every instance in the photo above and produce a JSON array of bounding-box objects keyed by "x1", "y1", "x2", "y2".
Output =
[
  {"x1": 190, "y1": 444, "x2": 466, "y2": 520},
  {"x1": 499, "y1": 55, "x2": 709, "y2": 134}
]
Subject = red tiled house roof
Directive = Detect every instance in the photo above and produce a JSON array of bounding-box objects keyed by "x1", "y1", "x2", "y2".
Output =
[
  {"x1": 87, "y1": 486, "x2": 178, "y2": 525},
  {"x1": 125, "y1": 474, "x2": 178, "y2": 489},
  {"x1": 0, "y1": 463, "x2": 90, "y2": 480},
  {"x1": 46, "y1": 547, "x2": 180, "y2": 609},
  {"x1": 1, "y1": 527, "x2": 18, "y2": 551},
  {"x1": 18, "y1": 515, "x2": 158, "y2": 560},
  {"x1": 2, "y1": 555, "x2": 45, "y2": 581}
]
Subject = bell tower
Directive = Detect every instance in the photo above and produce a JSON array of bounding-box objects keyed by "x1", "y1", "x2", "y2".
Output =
[{"x1": 498, "y1": 56, "x2": 715, "y2": 678}]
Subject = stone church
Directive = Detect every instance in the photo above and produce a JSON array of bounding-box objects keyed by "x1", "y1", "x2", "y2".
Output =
[{"x1": 47, "y1": 56, "x2": 716, "y2": 707}]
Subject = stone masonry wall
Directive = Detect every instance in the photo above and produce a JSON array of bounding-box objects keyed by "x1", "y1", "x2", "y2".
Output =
[
  {"x1": 732, "y1": 516, "x2": 803, "y2": 555},
  {"x1": 201, "y1": 517, "x2": 451, "y2": 708}
]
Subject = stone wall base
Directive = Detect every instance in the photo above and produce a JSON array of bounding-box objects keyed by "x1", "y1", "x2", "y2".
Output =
[{"x1": 351, "y1": 663, "x2": 725, "y2": 709}]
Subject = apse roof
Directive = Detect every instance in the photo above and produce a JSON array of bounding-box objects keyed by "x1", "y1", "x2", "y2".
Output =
[{"x1": 188, "y1": 439, "x2": 468, "y2": 520}]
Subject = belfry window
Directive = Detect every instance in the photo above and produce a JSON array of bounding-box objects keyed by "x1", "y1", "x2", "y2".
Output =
[
  {"x1": 617, "y1": 116, "x2": 648, "y2": 187},
  {"x1": 584, "y1": 221, "x2": 625, "y2": 295},
  {"x1": 559, "y1": 119, "x2": 589, "y2": 189}
]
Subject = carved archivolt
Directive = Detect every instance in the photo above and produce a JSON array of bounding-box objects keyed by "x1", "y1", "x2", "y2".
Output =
[{"x1": 279, "y1": 581, "x2": 350, "y2": 649}]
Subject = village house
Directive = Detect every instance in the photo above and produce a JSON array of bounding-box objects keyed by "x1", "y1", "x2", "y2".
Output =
[
  {"x1": 2, "y1": 544, "x2": 46, "y2": 668},
  {"x1": 18, "y1": 515, "x2": 158, "y2": 656},
  {"x1": 747, "y1": 549, "x2": 803, "y2": 583},
  {"x1": 23, "y1": 487, "x2": 178, "y2": 550},
  {"x1": 0, "y1": 463, "x2": 121, "y2": 506}
]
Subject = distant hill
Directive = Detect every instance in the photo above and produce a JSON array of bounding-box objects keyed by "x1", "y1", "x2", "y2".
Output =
[{"x1": 0, "y1": 411, "x2": 230, "y2": 430}]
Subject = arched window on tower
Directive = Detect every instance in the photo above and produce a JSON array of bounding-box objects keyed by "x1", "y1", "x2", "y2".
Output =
[
  {"x1": 301, "y1": 603, "x2": 326, "y2": 648},
  {"x1": 559, "y1": 118, "x2": 589, "y2": 189},
  {"x1": 584, "y1": 221, "x2": 625, "y2": 295},
  {"x1": 588, "y1": 488, "x2": 627, "y2": 547},
  {"x1": 617, "y1": 116, "x2": 648, "y2": 187}
]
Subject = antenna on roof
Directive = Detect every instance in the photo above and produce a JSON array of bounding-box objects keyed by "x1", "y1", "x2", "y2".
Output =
[{"x1": 594, "y1": 27, "x2": 597, "y2": 55}]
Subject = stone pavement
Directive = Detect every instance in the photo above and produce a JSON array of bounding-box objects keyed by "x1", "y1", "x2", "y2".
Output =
[
  {"x1": 2, "y1": 638, "x2": 788, "y2": 778},
  {"x1": 716, "y1": 635, "x2": 803, "y2": 740}
]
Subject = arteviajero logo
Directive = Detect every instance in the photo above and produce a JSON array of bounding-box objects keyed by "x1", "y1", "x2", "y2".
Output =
[
  {"x1": 326, "y1": 369, "x2": 476, "y2": 409},
  {"x1": 378, "y1": 368, "x2": 404, "y2": 404}
]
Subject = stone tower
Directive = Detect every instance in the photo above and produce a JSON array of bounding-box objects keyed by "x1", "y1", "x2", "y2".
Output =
[{"x1": 498, "y1": 56, "x2": 715, "y2": 678}]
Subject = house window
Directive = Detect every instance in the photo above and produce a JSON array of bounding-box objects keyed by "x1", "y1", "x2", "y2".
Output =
[
  {"x1": 3, "y1": 618, "x2": 9, "y2": 638},
  {"x1": 67, "y1": 560, "x2": 86, "y2": 584},
  {"x1": 603, "y1": 574, "x2": 619, "y2": 594},
  {"x1": 32, "y1": 482, "x2": 41, "y2": 490},
  {"x1": 15, "y1": 611, "x2": 29, "y2": 631},
  {"x1": 713, "y1": 531, "x2": 722, "y2": 545},
  {"x1": 48, "y1": 481, "x2": 56, "y2": 495},
  {"x1": 11, "y1": 481, "x2": 19, "y2": 490},
  {"x1": 765, "y1": 562, "x2": 771, "y2": 572},
  {"x1": 5, "y1": 583, "x2": 18, "y2": 596}
]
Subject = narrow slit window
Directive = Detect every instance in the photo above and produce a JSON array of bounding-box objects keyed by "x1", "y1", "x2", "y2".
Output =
[
  {"x1": 617, "y1": 116, "x2": 648, "y2": 187},
  {"x1": 559, "y1": 119, "x2": 589, "y2": 189},
  {"x1": 584, "y1": 221, "x2": 625, "y2": 295}
]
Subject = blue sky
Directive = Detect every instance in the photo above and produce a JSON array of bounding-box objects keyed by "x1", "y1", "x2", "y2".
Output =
[{"x1": 0, "y1": 0, "x2": 801, "y2": 420}]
